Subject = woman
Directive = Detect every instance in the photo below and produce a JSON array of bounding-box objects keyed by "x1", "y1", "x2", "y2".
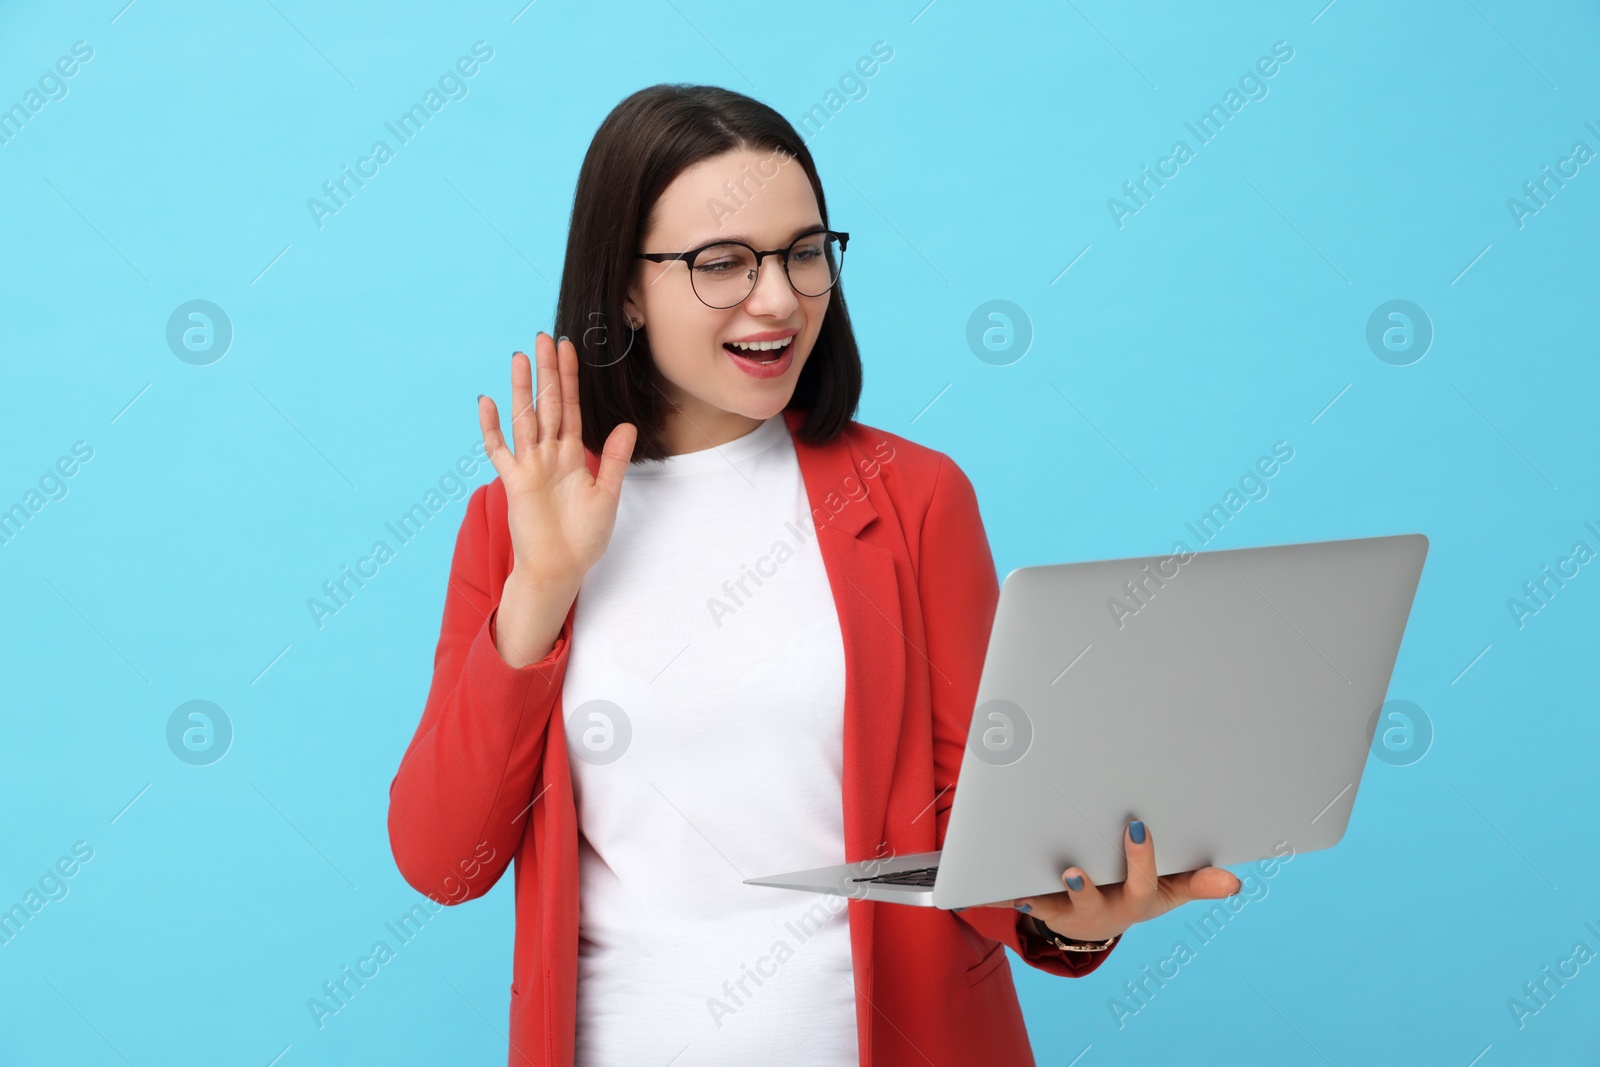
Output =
[{"x1": 387, "y1": 84, "x2": 1241, "y2": 1066}]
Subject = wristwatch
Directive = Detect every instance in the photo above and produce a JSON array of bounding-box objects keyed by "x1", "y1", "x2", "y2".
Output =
[{"x1": 1028, "y1": 915, "x2": 1119, "y2": 952}]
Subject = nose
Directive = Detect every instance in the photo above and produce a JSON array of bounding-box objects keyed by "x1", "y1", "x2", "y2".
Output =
[{"x1": 743, "y1": 255, "x2": 800, "y2": 319}]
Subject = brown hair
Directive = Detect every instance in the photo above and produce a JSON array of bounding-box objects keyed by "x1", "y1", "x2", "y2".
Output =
[{"x1": 555, "y1": 84, "x2": 863, "y2": 462}]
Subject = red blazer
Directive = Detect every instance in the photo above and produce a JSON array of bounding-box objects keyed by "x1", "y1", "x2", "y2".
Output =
[{"x1": 388, "y1": 407, "x2": 1117, "y2": 1066}]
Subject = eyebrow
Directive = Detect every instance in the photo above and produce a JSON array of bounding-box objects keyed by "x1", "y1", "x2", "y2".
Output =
[{"x1": 689, "y1": 222, "x2": 826, "y2": 248}]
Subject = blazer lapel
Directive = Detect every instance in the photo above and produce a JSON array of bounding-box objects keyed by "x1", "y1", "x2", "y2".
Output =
[
  {"x1": 784, "y1": 408, "x2": 904, "y2": 1053},
  {"x1": 782, "y1": 408, "x2": 906, "y2": 864}
]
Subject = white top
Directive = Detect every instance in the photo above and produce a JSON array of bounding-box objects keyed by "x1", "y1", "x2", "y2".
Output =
[{"x1": 562, "y1": 414, "x2": 858, "y2": 1066}]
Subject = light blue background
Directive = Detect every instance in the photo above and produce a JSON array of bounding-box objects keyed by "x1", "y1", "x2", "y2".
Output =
[{"x1": 2, "y1": 0, "x2": 1596, "y2": 1064}]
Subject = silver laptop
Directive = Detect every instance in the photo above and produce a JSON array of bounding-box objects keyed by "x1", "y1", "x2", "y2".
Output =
[{"x1": 745, "y1": 532, "x2": 1429, "y2": 910}]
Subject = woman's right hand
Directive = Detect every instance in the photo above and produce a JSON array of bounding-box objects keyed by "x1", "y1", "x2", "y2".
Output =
[{"x1": 477, "y1": 333, "x2": 636, "y2": 664}]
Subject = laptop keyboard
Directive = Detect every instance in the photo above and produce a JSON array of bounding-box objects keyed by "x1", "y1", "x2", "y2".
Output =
[{"x1": 850, "y1": 865, "x2": 939, "y2": 887}]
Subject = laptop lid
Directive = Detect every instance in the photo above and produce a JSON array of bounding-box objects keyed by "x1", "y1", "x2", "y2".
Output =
[{"x1": 930, "y1": 533, "x2": 1428, "y2": 909}]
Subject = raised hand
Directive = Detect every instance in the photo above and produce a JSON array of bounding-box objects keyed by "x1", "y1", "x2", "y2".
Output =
[{"x1": 477, "y1": 332, "x2": 637, "y2": 666}]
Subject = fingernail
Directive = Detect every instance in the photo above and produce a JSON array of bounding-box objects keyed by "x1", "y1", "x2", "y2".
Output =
[
  {"x1": 1015, "y1": 903, "x2": 1032, "y2": 913},
  {"x1": 1065, "y1": 874, "x2": 1083, "y2": 892},
  {"x1": 1129, "y1": 820, "x2": 1146, "y2": 845},
  {"x1": 557, "y1": 334, "x2": 569, "y2": 343},
  {"x1": 477, "y1": 393, "x2": 484, "y2": 402}
]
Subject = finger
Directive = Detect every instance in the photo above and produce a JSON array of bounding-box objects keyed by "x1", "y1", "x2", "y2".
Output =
[
  {"x1": 1008, "y1": 893, "x2": 1064, "y2": 916},
  {"x1": 593, "y1": 421, "x2": 637, "y2": 502},
  {"x1": 534, "y1": 332, "x2": 561, "y2": 446},
  {"x1": 1123, "y1": 819, "x2": 1159, "y2": 905},
  {"x1": 479, "y1": 394, "x2": 512, "y2": 473},
  {"x1": 1060, "y1": 864, "x2": 1103, "y2": 910},
  {"x1": 510, "y1": 348, "x2": 535, "y2": 458},
  {"x1": 557, "y1": 335, "x2": 582, "y2": 444},
  {"x1": 1160, "y1": 865, "x2": 1242, "y2": 903},
  {"x1": 1013, "y1": 893, "x2": 1078, "y2": 934}
]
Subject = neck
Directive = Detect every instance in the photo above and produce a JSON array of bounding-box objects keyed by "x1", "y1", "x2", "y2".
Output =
[{"x1": 658, "y1": 405, "x2": 767, "y2": 456}]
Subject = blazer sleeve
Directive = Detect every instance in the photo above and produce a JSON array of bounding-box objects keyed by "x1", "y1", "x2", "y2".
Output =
[
  {"x1": 387, "y1": 480, "x2": 573, "y2": 905},
  {"x1": 919, "y1": 453, "x2": 1119, "y2": 978}
]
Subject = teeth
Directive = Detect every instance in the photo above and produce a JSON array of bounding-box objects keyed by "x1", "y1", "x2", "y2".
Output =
[{"x1": 728, "y1": 337, "x2": 792, "y2": 351}]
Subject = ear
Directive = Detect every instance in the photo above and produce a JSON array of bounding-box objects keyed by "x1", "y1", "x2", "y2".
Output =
[{"x1": 622, "y1": 267, "x2": 645, "y2": 330}]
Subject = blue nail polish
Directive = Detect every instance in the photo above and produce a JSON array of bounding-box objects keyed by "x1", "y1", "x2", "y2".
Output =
[
  {"x1": 1016, "y1": 903, "x2": 1032, "y2": 913},
  {"x1": 557, "y1": 334, "x2": 568, "y2": 343},
  {"x1": 1129, "y1": 820, "x2": 1146, "y2": 845},
  {"x1": 1065, "y1": 874, "x2": 1084, "y2": 892}
]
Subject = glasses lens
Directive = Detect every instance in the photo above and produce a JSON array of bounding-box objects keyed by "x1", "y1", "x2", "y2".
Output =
[
  {"x1": 786, "y1": 232, "x2": 842, "y2": 297},
  {"x1": 690, "y1": 243, "x2": 759, "y2": 309}
]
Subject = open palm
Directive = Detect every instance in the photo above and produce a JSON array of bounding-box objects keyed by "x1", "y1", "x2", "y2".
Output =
[{"x1": 477, "y1": 333, "x2": 637, "y2": 587}]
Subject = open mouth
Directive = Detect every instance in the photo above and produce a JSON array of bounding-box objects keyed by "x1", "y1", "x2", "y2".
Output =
[{"x1": 723, "y1": 337, "x2": 794, "y2": 364}]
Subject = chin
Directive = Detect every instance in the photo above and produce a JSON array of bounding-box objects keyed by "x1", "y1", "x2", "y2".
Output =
[{"x1": 735, "y1": 393, "x2": 794, "y2": 420}]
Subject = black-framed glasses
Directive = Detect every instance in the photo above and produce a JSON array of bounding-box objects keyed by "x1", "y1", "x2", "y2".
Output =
[{"x1": 636, "y1": 228, "x2": 849, "y2": 309}]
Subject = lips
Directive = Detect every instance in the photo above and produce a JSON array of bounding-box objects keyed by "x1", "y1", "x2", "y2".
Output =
[
  {"x1": 724, "y1": 338, "x2": 794, "y2": 379},
  {"x1": 722, "y1": 338, "x2": 792, "y2": 363},
  {"x1": 726, "y1": 329, "x2": 799, "y2": 345}
]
